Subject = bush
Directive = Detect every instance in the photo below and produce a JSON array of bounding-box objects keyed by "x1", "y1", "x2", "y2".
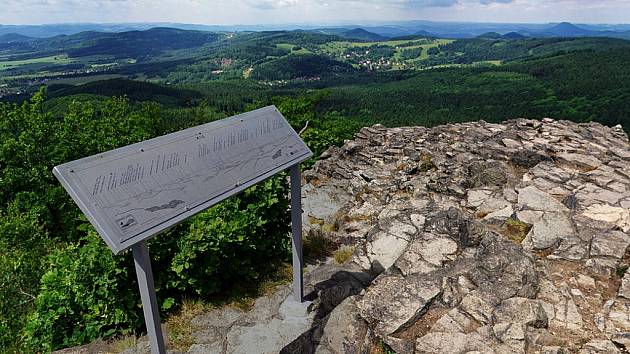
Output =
[
  {"x1": 0, "y1": 210, "x2": 49, "y2": 351},
  {"x1": 22, "y1": 176, "x2": 291, "y2": 351},
  {"x1": 1, "y1": 89, "x2": 308, "y2": 351},
  {"x1": 274, "y1": 93, "x2": 360, "y2": 159},
  {"x1": 23, "y1": 232, "x2": 142, "y2": 352},
  {"x1": 168, "y1": 176, "x2": 291, "y2": 295}
]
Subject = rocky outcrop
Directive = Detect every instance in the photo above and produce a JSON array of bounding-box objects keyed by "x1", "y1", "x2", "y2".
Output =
[{"x1": 300, "y1": 118, "x2": 630, "y2": 353}]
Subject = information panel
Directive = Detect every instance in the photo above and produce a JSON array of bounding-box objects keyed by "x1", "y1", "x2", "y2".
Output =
[{"x1": 53, "y1": 106, "x2": 313, "y2": 254}]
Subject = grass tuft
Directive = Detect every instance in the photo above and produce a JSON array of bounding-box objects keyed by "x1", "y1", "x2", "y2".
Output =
[
  {"x1": 303, "y1": 232, "x2": 335, "y2": 261},
  {"x1": 504, "y1": 218, "x2": 531, "y2": 244},
  {"x1": 419, "y1": 154, "x2": 437, "y2": 172},
  {"x1": 617, "y1": 265, "x2": 629, "y2": 278},
  {"x1": 110, "y1": 335, "x2": 138, "y2": 353},
  {"x1": 164, "y1": 299, "x2": 210, "y2": 352},
  {"x1": 333, "y1": 246, "x2": 355, "y2": 264}
]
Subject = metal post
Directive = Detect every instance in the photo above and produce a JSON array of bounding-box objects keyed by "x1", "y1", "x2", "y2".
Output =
[
  {"x1": 290, "y1": 164, "x2": 304, "y2": 302},
  {"x1": 132, "y1": 241, "x2": 166, "y2": 354}
]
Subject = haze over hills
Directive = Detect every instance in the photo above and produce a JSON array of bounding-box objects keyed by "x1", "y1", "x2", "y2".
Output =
[
  {"x1": 0, "y1": 33, "x2": 35, "y2": 43},
  {"x1": 312, "y1": 27, "x2": 388, "y2": 42},
  {"x1": 2, "y1": 20, "x2": 630, "y2": 39},
  {"x1": 3, "y1": 24, "x2": 630, "y2": 102}
]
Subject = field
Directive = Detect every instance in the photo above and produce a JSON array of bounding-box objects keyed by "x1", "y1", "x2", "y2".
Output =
[
  {"x1": 275, "y1": 43, "x2": 312, "y2": 54},
  {"x1": 320, "y1": 39, "x2": 453, "y2": 57},
  {"x1": 0, "y1": 55, "x2": 74, "y2": 71}
]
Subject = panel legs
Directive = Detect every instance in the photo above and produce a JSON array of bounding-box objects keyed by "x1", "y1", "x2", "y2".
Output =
[
  {"x1": 290, "y1": 165, "x2": 304, "y2": 302},
  {"x1": 132, "y1": 241, "x2": 166, "y2": 354}
]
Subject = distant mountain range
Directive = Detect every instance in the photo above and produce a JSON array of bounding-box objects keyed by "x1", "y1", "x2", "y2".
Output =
[
  {"x1": 0, "y1": 33, "x2": 35, "y2": 43},
  {"x1": 1, "y1": 21, "x2": 630, "y2": 40},
  {"x1": 533, "y1": 22, "x2": 630, "y2": 39},
  {"x1": 0, "y1": 27, "x2": 221, "y2": 58},
  {"x1": 477, "y1": 32, "x2": 525, "y2": 40},
  {"x1": 310, "y1": 27, "x2": 387, "y2": 41}
]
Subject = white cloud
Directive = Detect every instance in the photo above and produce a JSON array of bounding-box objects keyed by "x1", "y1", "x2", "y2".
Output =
[{"x1": 246, "y1": 0, "x2": 299, "y2": 9}]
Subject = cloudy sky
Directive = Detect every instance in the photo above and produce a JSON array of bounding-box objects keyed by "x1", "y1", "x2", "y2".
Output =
[{"x1": 2, "y1": 0, "x2": 630, "y2": 25}]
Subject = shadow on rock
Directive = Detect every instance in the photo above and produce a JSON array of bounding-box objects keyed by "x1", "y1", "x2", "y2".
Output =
[{"x1": 280, "y1": 264, "x2": 376, "y2": 354}]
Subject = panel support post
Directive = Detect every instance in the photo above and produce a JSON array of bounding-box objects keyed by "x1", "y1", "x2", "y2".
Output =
[
  {"x1": 132, "y1": 241, "x2": 166, "y2": 354},
  {"x1": 290, "y1": 164, "x2": 304, "y2": 303}
]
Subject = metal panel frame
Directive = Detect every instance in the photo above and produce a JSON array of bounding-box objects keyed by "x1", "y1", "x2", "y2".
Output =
[
  {"x1": 53, "y1": 105, "x2": 312, "y2": 254},
  {"x1": 53, "y1": 106, "x2": 312, "y2": 354}
]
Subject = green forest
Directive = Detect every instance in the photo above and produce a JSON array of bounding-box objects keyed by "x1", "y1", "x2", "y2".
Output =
[{"x1": 3, "y1": 28, "x2": 630, "y2": 352}]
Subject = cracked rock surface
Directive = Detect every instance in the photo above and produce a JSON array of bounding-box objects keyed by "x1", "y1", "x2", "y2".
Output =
[{"x1": 300, "y1": 119, "x2": 630, "y2": 353}]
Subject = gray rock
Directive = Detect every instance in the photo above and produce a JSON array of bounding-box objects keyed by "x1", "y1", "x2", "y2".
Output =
[
  {"x1": 357, "y1": 274, "x2": 441, "y2": 336},
  {"x1": 576, "y1": 183, "x2": 622, "y2": 205},
  {"x1": 557, "y1": 152, "x2": 602, "y2": 170},
  {"x1": 518, "y1": 186, "x2": 568, "y2": 212},
  {"x1": 516, "y1": 186, "x2": 576, "y2": 251},
  {"x1": 582, "y1": 204, "x2": 630, "y2": 233},
  {"x1": 187, "y1": 343, "x2": 223, "y2": 354},
  {"x1": 191, "y1": 328, "x2": 223, "y2": 345},
  {"x1": 483, "y1": 205, "x2": 514, "y2": 221},
  {"x1": 460, "y1": 293, "x2": 495, "y2": 325},
  {"x1": 415, "y1": 332, "x2": 495, "y2": 354},
  {"x1": 358, "y1": 220, "x2": 416, "y2": 272},
  {"x1": 590, "y1": 230, "x2": 630, "y2": 259},
  {"x1": 302, "y1": 184, "x2": 351, "y2": 230},
  {"x1": 511, "y1": 150, "x2": 549, "y2": 168},
  {"x1": 492, "y1": 297, "x2": 548, "y2": 328},
  {"x1": 468, "y1": 161, "x2": 508, "y2": 188},
  {"x1": 620, "y1": 272, "x2": 630, "y2": 300},
  {"x1": 394, "y1": 235, "x2": 458, "y2": 276},
  {"x1": 542, "y1": 346, "x2": 571, "y2": 354},
  {"x1": 225, "y1": 296, "x2": 314, "y2": 354},
  {"x1": 576, "y1": 274, "x2": 596, "y2": 289},
  {"x1": 579, "y1": 339, "x2": 621, "y2": 354},
  {"x1": 493, "y1": 321, "x2": 527, "y2": 342},
  {"x1": 551, "y1": 297, "x2": 583, "y2": 333},
  {"x1": 470, "y1": 234, "x2": 539, "y2": 302},
  {"x1": 517, "y1": 210, "x2": 574, "y2": 251},
  {"x1": 424, "y1": 207, "x2": 487, "y2": 248},
  {"x1": 611, "y1": 332, "x2": 630, "y2": 350},
  {"x1": 430, "y1": 307, "x2": 477, "y2": 333},
  {"x1": 317, "y1": 296, "x2": 369, "y2": 354},
  {"x1": 606, "y1": 300, "x2": 630, "y2": 332},
  {"x1": 191, "y1": 307, "x2": 243, "y2": 329},
  {"x1": 384, "y1": 336, "x2": 416, "y2": 354}
]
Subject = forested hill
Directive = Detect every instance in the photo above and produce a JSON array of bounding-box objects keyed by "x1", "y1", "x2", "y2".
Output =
[{"x1": 1, "y1": 27, "x2": 222, "y2": 59}]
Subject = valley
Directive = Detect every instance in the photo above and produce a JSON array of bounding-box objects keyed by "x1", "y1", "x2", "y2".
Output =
[{"x1": 4, "y1": 24, "x2": 630, "y2": 100}]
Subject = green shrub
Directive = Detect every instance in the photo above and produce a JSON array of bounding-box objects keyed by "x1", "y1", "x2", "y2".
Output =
[
  {"x1": 0, "y1": 210, "x2": 49, "y2": 351},
  {"x1": 22, "y1": 177, "x2": 291, "y2": 351},
  {"x1": 1, "y1": 90, "x2": 319, "y2": 351},
  {"x1": 301, "y1": 111, "x2": 359, "y2": 157},
  {"x1": 169, "y1": 176, "x2": 291, "y2": 295},
  {"x1": 274, "y1": 94, "x2": 360, "y2": 159},
  {"x1": 23, "y1": 232, "x2": 142, "y2": 352}
]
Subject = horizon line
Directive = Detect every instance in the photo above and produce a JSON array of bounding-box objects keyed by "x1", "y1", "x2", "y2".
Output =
[{"x1": 2, "y1": 19, "x2": 630, "y2": 27}]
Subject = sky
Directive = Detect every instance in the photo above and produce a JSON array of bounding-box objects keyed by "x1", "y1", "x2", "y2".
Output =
[{"x1": 1, "y1": 0, "x2": 630, "y2": 25}]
